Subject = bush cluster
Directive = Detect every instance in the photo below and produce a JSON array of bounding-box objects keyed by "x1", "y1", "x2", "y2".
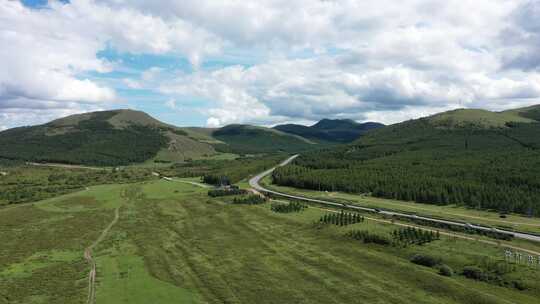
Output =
[
  {"x1": 232, "y1": 195, "x2": 267, "y2": 205},
  {"x1": 208, "y1": 189, "x2": 247, "y2": 197},
  {"x1": 203, "y1": 175, "x2": 231, "y2": 186},
  {"x1": 410, "y1": 254, "x2": 442, "y2": 267},
  {"x1": 270, "y1": 201, "x2": 307, "y2": 213},
  {"x1": 319, "y1": 211, "x2": 364, "y2": 226},
  {"x1": 346, "y1": 230, "x2": 391, "y2": 245},
  {"x1": 438, "y1": 264, "x2": 454, "y2": 277},
  {"x1": 391, "y1": 227, "x2": 440, "y2": 246}
]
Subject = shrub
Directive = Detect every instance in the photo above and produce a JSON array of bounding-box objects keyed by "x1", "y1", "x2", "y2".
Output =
[
  {"x1": 410, "y1": 254, "x2": 441, "y2": 267},
  {"x1": 270, "y1": 201, "x2": 307, "y2": 213},
  {"x1": 512, "y1": 280, "x2": 527, "y2": 291},
  {"x1": 391, "y1": 227, "x2": 439, "y2": 246},
  {"x1": 208, "y1": 189, "x2": 247, "y2": 197},
  {"x1": 347, "y1": 230, "x2": 391, "y2": 245},
  {"x1": 232, "y1": 194, "x2": 267, "y2": 205},
  {"x1": 438, "y1": 264, "x2": 453, "y2": 277},
  {"x1": 319, "y1": 211, "x2": 364, "y2": 226},
  {"x1": 203, "y1": 174, "x2": 231, "y2": 186},
  {"x1": 462, "y1": 266, "x2": 486, "y2": 281}
]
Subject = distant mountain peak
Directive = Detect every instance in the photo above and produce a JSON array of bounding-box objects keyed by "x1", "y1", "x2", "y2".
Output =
[
  {"x1": 46, "y1": 109, "x2": 178, "y2": 131},
  {"x1": 274, "y1": 118, "x2": 384, "y2": 143},
  {"x1": 311, "y1": 118, "x2": 358, "y2": 130}
]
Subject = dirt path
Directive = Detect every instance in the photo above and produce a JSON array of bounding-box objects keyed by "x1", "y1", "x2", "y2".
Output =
[
  {"x1": 171, "y1": 179, "x2": 211, "y2": 188},
  {"x1": 26, "y1": 162, "x2": 106, "y2": 171},
  {"x1": 84, "y1": 206, "x2": 121, "y2": 304},
  {"x1": 307, "y1": 204, "x2": 540, "y2": 256}
]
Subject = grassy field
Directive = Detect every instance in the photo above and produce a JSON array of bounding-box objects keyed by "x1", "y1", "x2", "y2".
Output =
[
  {"x1": 0, "y1": 185, "x2": 126, "y2": 303},
  {"x1": 261, "y1": 176, "x2": 540, "y2": 235},
  {"x1": 1, "y1": 179, "x2": 540, "y2": 303},
  {"x1": 0, "y1": 165, "x2": 155, "y2": 207}
]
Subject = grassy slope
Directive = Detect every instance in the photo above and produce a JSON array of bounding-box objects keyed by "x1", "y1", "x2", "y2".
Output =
[
  {"x1": 502, "y1": 105, "x2": 540, "y2": 121},
  {"x1": 213, "y1": 124, "x2": 317, "y2": 154},
  {"x1": 2, "y1": 180, "x2": 539, "y2": 303},
  {"x1": 152, "y1": 131, "x2": 217, "y2": 163},
  {"x1": 427, "y1": 108, "x2": 533, "y2": 128},
  {"x1": 107, "y1": 110, "x2": 221, "y2": 162}
]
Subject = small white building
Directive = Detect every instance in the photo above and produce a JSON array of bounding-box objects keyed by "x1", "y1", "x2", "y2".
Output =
[{"x1": 0, "y1": 171, "x2": 7, "y2": 177}]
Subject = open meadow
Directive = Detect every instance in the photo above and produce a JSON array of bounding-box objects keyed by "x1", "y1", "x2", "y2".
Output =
[{"x1": 2, "y1": 179, "x2": 540, "y2": 303}]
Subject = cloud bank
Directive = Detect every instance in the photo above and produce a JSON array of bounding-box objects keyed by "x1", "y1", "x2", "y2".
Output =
[{"x1": 2, "y1": 0, "x2": 540, "y2": 128}]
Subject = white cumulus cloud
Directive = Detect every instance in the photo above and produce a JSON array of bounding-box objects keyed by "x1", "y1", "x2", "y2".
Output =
[{"x1": 3, "y1": 0, "x2": 540, "y2": 128}]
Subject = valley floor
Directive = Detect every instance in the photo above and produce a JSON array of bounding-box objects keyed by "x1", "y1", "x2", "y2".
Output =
[{"x1": 1, "y1": 180, "x2": 540, "y2": 303}]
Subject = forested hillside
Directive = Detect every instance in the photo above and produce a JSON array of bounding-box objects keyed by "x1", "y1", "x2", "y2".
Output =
[
  {"x1": 0, "y1": 111, "x2": 170, "y2": 166},
  {"x1": 0, "y1": 110, "x2": 331, "y2": 166},
  {"x1": 274, "y1": 119, "x2": 384, "y2": 143},
  {"x1": 213, "y1": 124, "x2": 317, "y2": 154},
  {"x1": 273, "y1": 106, "x2": 540, "y2": 216},
  {"x1": 0, "y1": 109, "x2": 227, "y2": 166}
]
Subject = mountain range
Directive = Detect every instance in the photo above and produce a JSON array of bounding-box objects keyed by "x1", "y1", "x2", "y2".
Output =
[
  {"x1": 273, "y1": 119, "x2": 384, "y2": 143},
  {"x1": 0, "y1": 105, "x2": 538, "y2": 166},
  {"x1": 0, "y1": 109, "x2": 378, "y2": 166}
]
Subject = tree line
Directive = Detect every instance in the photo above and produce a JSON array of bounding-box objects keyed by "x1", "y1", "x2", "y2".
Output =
[
  {"x1": 391, "y1": 227, "x2": 440, "y2": 247},
  {"x1": 272, "y1": 149, "x2": 540, "y2": 217}
]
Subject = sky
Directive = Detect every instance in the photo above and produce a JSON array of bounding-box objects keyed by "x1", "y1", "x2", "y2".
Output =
[{"x1": 2, "y1": 0, "x2": 540, "y2": 131}]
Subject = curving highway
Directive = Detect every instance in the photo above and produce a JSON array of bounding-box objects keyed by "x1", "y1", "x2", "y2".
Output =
[{"x1": 249, "y1": 155, "x2": 540, "y2": 243}]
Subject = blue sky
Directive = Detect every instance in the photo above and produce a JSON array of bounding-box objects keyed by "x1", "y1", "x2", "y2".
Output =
[
  {"x1": 93, "y1": 48, "x2": 202, "y2": 126},
  {"x1": 2, "y1": 0, "x2": 540, "y2": 130},
  {"x1": 22, "y1": 0, "x2": 68, "y2": 7},
  {"x1": 89, "y1": 46, "x2": 264, "y2": 126}
]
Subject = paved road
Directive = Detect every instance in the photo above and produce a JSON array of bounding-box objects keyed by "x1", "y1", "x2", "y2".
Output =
[{"x1": 249, "y1": 155, "x2": 540, "y2": 244}]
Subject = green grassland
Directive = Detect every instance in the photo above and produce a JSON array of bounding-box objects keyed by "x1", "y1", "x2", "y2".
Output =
[
  {"x1": 156, "y1": 154, "x2": 286, "y2": 184},
  {"x1": 2, "y1": 179, "x2": 540, "y2": 304},
  {"x1": 0, "y1": 165, "x2": 156, "y2": 207},
  {"x1": 0, "y1": 185, "x2": 126, "y2": 303}
]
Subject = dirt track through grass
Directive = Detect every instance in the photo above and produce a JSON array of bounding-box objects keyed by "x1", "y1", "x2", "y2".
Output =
[{"x1": 85, "y1": 206, "x2": 121, "y2": 304}]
